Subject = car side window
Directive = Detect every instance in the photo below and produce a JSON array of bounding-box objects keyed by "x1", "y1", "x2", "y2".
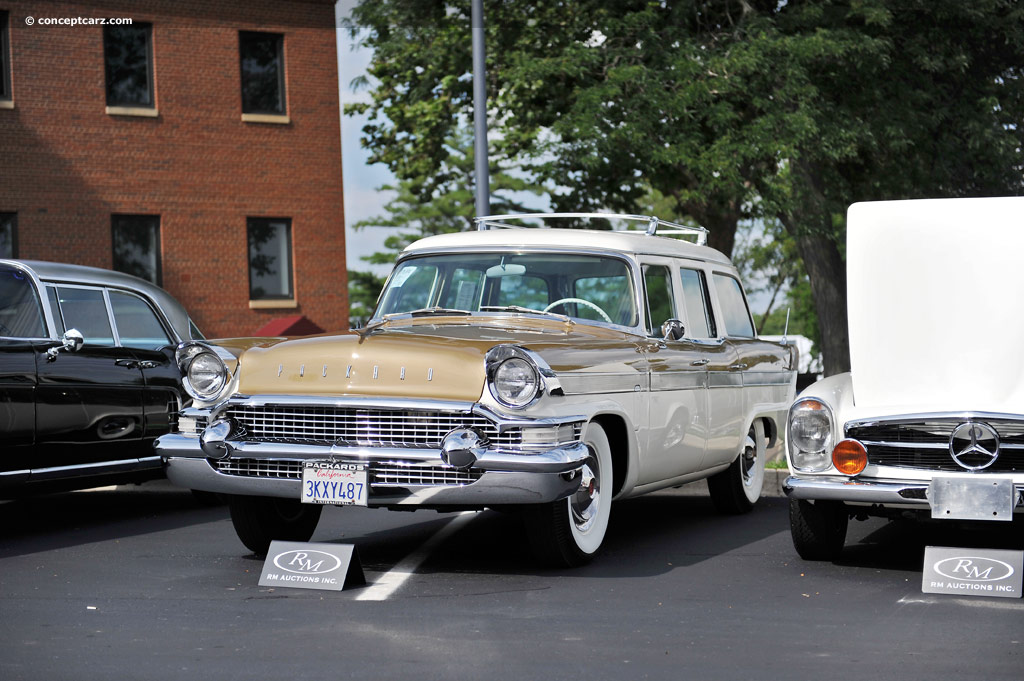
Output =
[
  {"x1": 678, "y1": 268, "x2": 714, "y2": 339},
  {"x1": 0, "y1": 266, "x2": 46, "y2": 338},
  {"x1": 109, "y1": 290, "x2": 171, "y2": 350},
  {"x1": 54, "y1": 286, "x2": 115, "y2": 346},
  {"x1": 712, "y1": 273, "x2": 755, "y2": 338},
  {"x1": 643, "y1": 265, "x2": 675, "y2": 336}
]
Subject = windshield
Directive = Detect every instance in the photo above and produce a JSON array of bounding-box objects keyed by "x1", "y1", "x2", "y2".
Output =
[{"x1": 375, "y1": 253, "x2": 638, "y2": 327}]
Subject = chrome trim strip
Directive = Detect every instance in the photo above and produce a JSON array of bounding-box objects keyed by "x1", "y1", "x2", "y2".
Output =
[
  {"x1": 650, "y1": 371, "x2": 705, "y2": 391},
  {"x1": 165, "y1": 456, "x2": 582, "y2": 506},
  {"x1": 708, "y1": 373, "x2": 743, "y2": 388},
  {"x1": 859, "y1": 440, "x2": 949, "y2": 450},
  {"x1": 0, "y1": 469, "x2": 31, "y2": 478},
  {"x1": 157, "y1": 434, "x2": 589, "y2": 475},
  {"x1": 742, "y1": 371, "x2": 795, "y2": 386},
  {"x1": 27, "y1": 457, "x2": 161, "y2": 481},
  {"x1": 784, "y1": 475, "x2": 1024, "y2": 509},
  {"x1": 845, "y1": 411, "x2": 1024, "y2": 430},
  {"x1": 558, "y1": 372, "x2": 643, "y2": 395}
]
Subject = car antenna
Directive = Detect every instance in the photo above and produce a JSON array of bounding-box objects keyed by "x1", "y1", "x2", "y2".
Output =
[{"x1": 782, "y1": 308, "x2": 791, "y2": 345}]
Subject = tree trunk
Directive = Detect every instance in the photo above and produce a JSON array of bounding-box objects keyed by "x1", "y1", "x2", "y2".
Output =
[{"x1": 791, "y1": 231, "x2": 850, "y2": 376}]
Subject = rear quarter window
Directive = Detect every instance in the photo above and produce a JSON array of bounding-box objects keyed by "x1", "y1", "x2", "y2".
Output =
[{"x1": 712, "y1": 273, "x2": 755, "y2": 338}]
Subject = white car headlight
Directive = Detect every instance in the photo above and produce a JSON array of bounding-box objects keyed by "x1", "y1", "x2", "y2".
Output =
[
  {"x1": 788, "y1": 398, "x2": 834, "y2": 472},
  {"x1": 491, "y1": 357, "x2": 540, "y2": 407},
  {"x1": 185, "y1": 351, "x2": 229, "y2": 401}
]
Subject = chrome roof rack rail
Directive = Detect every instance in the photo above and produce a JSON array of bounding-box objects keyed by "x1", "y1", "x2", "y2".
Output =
[{"x1": 473, "y1": 212, "x2": 708, "y2": 246}]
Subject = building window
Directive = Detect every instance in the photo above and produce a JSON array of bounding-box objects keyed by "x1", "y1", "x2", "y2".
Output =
[
  {"x1": 1, "y1": 11, "x2": 11, "y2": 102},
  {"x1": 112, "y1": 214, "x2": 161, "y2": 285},
  {"x1": 247, "y1": 218, "x2": 293, "y2": 300},
  {"x1": 239, "y1": 32, "x2": 285, "y2": 115},
  {"x1": 0, "y1": 213, "x2": 16, "y2": 258},
  {"x1": 104, "y1": 23, "x2": 154, "y2": 107}
]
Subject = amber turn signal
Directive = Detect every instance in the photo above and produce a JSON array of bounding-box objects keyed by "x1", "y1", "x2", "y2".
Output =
[{"x1": 832, "y1": 439, "x2": 868, "y2": 475}]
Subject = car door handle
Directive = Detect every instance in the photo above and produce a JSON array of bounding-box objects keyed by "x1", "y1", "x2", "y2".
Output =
[
  {"x1": 115, "y1": 358, "x2": 139, "y2": 369},
  {"x1": 690, "y1": 359, "x2": 709, "y2": 366},
  {"x1": 729, "y1": 363, "x2": 748, "y2": 371},
  {"x1": 137, "y1": 360, "x2": 161, "y2": 369}
]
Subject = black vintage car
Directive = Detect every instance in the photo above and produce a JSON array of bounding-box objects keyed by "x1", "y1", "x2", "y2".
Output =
[{"x1": 0, "y1": 259, "x2": 203, "y2": 496}]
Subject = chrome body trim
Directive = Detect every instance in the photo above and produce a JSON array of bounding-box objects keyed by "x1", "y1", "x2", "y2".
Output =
[
  {"x1": 784, "y1": 475, "x2": 1024, "y2": 513},
  {"x1": 558, "y1": 372, "x2": 643, "y2": 395},
  {"x1": 708, "y1": 373, "x2": 743, "y2": 388},
  {"x1": 26, "y1": 457, "x2": 163, "y2": 481},
  {"x1": 650, "y1": 371, "x2": 705, "y2": 391},
  {"x1": 159, "y1": 435, "x2": 588, "y2": 506}
]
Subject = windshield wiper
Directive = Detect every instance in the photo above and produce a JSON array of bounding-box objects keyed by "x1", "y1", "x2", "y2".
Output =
[
  {"x1": 405, "y1": 307, "x2": 473, "y2": 317},
  {"x1": 480, "y1": 305, "x2": 574, "y2": 324}
]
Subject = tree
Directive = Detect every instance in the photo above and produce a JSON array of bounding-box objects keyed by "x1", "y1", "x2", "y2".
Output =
[{"x1": 345, "y1": 0, "x2": 1024, "y2": 374}]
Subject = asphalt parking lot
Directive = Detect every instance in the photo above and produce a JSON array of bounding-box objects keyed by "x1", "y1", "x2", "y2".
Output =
[{"x1": 1, "y1": 481, "x2": 1022, "y2": 681}]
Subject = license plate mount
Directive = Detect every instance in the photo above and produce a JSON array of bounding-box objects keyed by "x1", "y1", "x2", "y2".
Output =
[
  {"x1": 929, "y1": 476, "x2": 1015, "y2": 521},
  {"x1": 301, "y1": 461, "x2": 369, "y2": 507}
]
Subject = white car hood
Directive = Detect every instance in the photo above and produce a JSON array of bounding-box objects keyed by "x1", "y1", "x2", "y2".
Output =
[{"x1": 847, "y1": 197, "x2": 1024, "y2": 414}]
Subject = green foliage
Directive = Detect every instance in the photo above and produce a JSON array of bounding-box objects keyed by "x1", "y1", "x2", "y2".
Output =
[
  {"x1": 345, "y1": 0, "x2": 1024, "y2": 369},
  {"x1": 347, "y1": 269, "x2": 387, "y2": 326}
]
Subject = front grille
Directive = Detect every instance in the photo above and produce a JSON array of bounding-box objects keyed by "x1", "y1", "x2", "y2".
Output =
[
  {"x1": 219, "y1": 405, "x2": 524, "y2": 449},
  {"x1": 846, "y1": 419, "x2": 1024, "y2": 473},
  {"x1": 213, "y1": 457, "x2": 481, "y2": 487}
]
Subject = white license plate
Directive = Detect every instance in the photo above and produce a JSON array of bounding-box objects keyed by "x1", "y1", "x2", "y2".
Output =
[{"x1": 301, "y1": 462, "x2": 368, "y2": 506}]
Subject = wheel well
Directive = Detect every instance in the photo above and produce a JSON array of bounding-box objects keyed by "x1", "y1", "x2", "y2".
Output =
[
  {"x1": 591, "y1": 414, "x2": 628, "y2": 497},
  {"x1": 760, "y1": 416, "x2": 779, "y2": 448}
]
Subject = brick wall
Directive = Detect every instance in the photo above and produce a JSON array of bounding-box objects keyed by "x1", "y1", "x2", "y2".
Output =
[{"x1": 0, "y1": 0, "x2": 348, "y2": 337}]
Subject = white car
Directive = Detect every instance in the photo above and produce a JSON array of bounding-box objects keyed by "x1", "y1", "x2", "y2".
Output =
[
  {"x1": 158, "y1": 214, "x2": 796, "y2": 566},
  {"x1": 786, "y1": 197, "x2": 1024, "y2": 560}
]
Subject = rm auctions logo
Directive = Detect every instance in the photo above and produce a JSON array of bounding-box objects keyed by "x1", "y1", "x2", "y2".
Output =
[
  {"x1": 934, "y1": 556, "x2": 1014, "y2": 583},
  {"x1": 273, "y1": 550, "x2": 342, "y2": 575}
]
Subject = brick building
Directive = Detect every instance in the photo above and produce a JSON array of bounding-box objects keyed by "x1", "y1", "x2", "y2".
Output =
[{"x1": 0, "y1": 0, "x2": 348, "y2": 337}]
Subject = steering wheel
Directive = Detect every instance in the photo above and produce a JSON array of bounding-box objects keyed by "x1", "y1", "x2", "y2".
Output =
[{"x1": 543, "y1": 298, "x2": 613, "y2": 324}]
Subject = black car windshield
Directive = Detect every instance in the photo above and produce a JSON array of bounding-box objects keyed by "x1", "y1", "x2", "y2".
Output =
[
  {"x1": 375, "y1": 253, "x2": 638, "y2": 327},
  {"x1": 0, "y1": 266, "x2": 46, "y2": 338}
]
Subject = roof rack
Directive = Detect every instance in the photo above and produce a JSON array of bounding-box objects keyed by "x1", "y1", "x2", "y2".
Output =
[{"x1": 473, "y1": 212, "x2": 709, "y2": 246}]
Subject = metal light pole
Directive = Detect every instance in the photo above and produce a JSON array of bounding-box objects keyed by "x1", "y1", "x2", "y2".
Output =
[{"x1": 471, "y1": 0, "x2": 491, "y2": 217}]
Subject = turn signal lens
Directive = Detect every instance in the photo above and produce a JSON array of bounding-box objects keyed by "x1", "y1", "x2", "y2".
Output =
[{"x1": 832, "y1": 439, "x2": 868, "y2": 476}]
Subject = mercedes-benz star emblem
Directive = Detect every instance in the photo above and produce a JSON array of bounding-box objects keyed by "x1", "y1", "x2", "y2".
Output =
[{"x1": 949, "y1": 421, "x2": 1000, "y2": 471}]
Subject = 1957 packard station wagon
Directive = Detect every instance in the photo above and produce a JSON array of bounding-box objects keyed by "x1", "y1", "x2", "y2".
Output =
[
  {"x1": 157, "y1": 214, "x2": 797, "y2": 566},
  {"x1": 786, "y1": 197, "x2": 1024, "y2": 561}
]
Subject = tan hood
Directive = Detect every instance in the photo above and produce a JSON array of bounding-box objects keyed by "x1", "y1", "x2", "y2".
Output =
[{"x1": 235, "y1": 329, "x2": 493, "y2": 401}]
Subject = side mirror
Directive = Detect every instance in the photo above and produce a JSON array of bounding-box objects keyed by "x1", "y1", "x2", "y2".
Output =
[
  {"x1": 45, "y1": 329, "x2": 84, "y2": 361},
  {"x1": 660, "y1": 319, "x2": 686, "y2": 342}
]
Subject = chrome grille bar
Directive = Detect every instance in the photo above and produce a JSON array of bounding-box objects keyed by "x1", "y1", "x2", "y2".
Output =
[
  {"x1": 847, "y1": 419, "x2": 1024, "y2": 473},
  {"x1": 212, "y1": 458, "x2": 481, "y2": 487},
  {"x1": 220, "y1": 405, "x2": 524, "y2": 449}
]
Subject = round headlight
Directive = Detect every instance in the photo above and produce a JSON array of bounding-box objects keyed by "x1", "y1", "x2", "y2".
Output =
[
  {"x1": 788, "y1": 398, "x2": 834, "y2": 472},
  {"x1": 187, "y1": 352, "x2": 228, "y2": 400},
  {"x1": 491, "y1": 357, "x2": 540, "y2": 407}
]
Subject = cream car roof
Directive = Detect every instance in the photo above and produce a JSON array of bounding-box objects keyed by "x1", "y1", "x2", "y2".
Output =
[{"x1": 402, "y1": 228, "x2": 732, "y2": 266}]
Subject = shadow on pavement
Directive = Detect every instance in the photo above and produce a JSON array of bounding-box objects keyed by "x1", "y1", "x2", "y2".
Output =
[
  {"x1": 325, "y1": 490, "x2": 790, "y2": 578},
  {"x1": 0, "y1": 481, "x2": 228, "y2": 558}
]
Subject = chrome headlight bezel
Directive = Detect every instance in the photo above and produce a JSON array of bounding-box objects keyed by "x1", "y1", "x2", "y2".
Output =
[
  {"x1": 176, "y1": 341, "x2": 232, "y2": 403},
  {"x1": 787, "y1": 396, "x2": 836, "y2": 473},
  {"x1": 485, "y1": 345, "x2": 555, "y2": 409}
]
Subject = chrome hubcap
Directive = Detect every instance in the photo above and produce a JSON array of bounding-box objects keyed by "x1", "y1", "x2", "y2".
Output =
[
  {"x1": 740, "y1": 431, "x2": 757, "y2": 487},
  {"x1": 570, "y1": 456, "x2": 600, "y2": 533}
]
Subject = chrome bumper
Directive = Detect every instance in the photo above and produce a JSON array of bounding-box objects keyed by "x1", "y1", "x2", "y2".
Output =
[
  {"x1": 156, "y1": 434, "x2": 588, "y2": 507},
  {"x1": 784, "y1": 475, "x2": 1024, "y2": 513}
]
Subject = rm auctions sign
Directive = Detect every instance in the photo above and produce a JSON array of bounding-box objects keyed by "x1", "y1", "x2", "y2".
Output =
[
  {"x1": 922, "y1": 546, "x2": 1023, "y2": 599},
  {"x1": 258, "y1": 540, "x2": 365, "y2": 592}
]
